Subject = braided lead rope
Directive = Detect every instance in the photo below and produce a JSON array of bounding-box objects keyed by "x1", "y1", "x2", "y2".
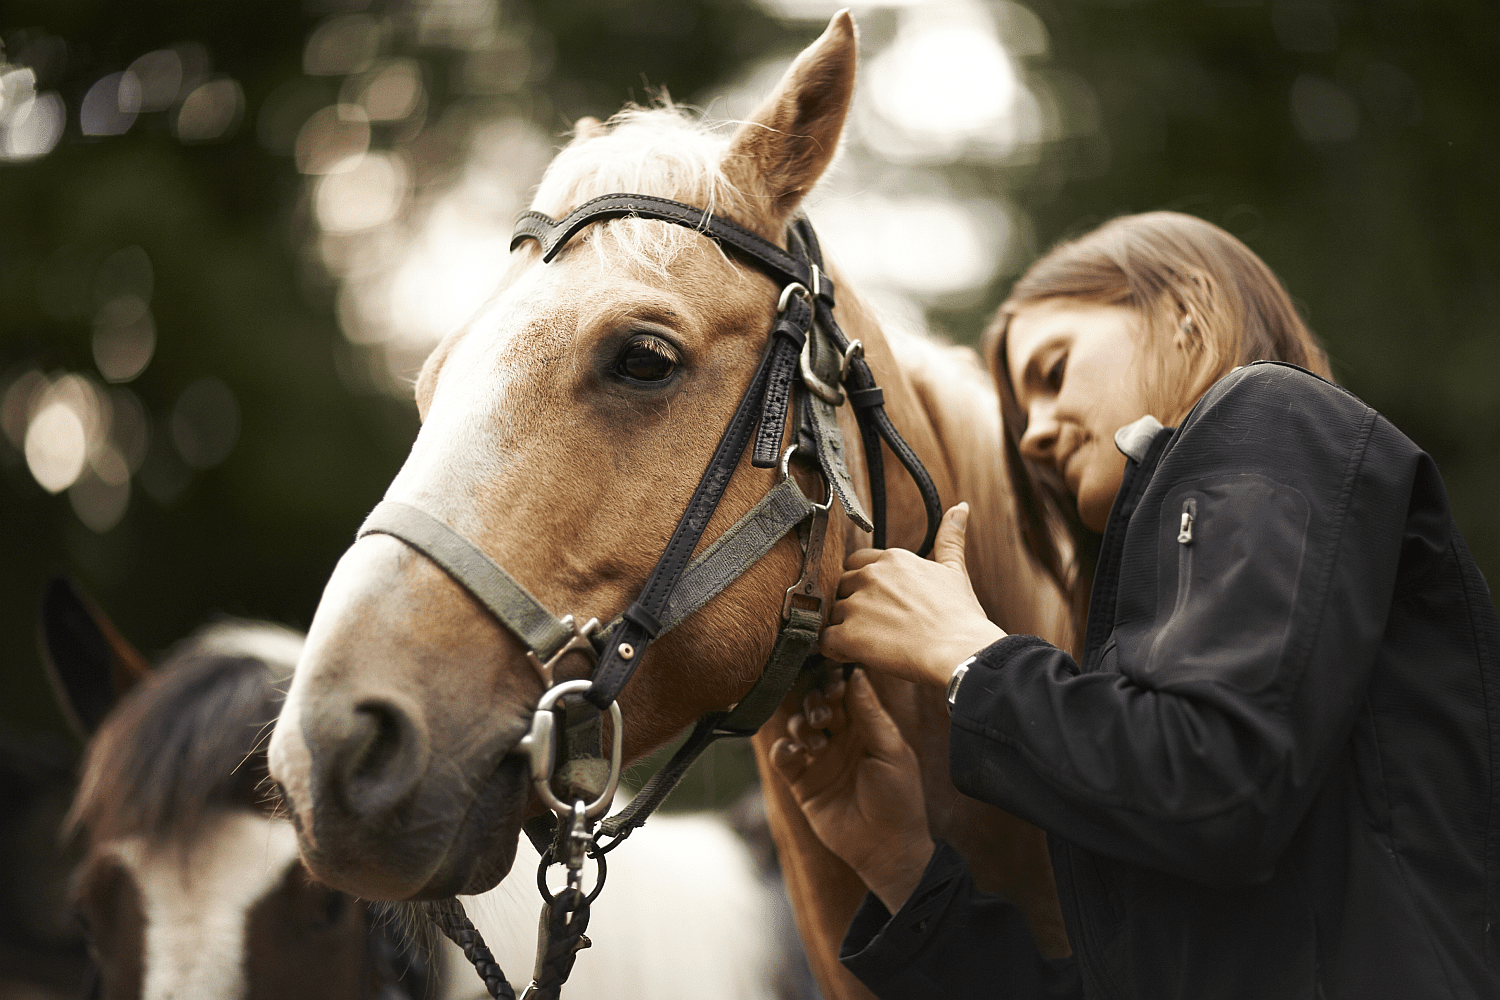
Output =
[
  {"x1": 424, "y1": 898, "x2": 516, "y2": 1000},
  {"x1": 527, "y1": 888, "x2": 592, "y2": 1000}
]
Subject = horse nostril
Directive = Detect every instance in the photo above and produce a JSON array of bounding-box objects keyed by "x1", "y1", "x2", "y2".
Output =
[{"x1": 335, "y1": 697, "x2": 430, "y2": 819}]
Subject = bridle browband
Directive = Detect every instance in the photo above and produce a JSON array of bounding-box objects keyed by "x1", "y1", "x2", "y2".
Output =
[{"x1": 360, "y1": 194, "x2": 944, "y2": 999}]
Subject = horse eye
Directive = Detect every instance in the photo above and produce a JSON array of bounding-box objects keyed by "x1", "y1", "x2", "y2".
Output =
[{"x1": 615, "y1": 335, "x2": 678, "y2": 383}]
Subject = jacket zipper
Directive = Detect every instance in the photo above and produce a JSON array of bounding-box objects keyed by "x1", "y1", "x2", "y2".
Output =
[
  {"x1": 1147, "y1": 497, "x2": 1196, "y2": 670},
  {"x1": 1174, "y1": 497, "x2": 1196, "y2": 611}
]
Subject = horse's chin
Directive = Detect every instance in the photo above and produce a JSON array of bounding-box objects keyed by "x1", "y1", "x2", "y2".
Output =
[{"x1": 408, "y1": 753, "x2": 531, "y2": 900}]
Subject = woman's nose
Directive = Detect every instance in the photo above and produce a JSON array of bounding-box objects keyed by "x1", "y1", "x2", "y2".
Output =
[{"x1": 1019, "y1": 402, "x2": 1059, "y2": 465}]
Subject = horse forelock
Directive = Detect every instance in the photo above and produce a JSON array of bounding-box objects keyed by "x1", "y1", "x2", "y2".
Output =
[
  {"x1": 530, "y1": 104, "x2": 762, "y2": 279},
  {"x1": 69, "y1": 622, "x2": 301, "y2": 847}
]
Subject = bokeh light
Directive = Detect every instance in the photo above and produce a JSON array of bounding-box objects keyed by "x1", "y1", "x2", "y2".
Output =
[
  {"x1": 126, "y1": 49, "x2": 185, "y2": 111},
  {"x1": 79, "y1": 71, "x2": 140, "y2": 136},
  {"x1": 174, "y1": 78, "x2": 244, "y2": 143},
  {"x1": 296, "y1": 104, "x2": 371, "y2": 174},
  {"x1": 315, "y1": 151, "x2": 411, "y2": 232},
  {"x1": 0, "y1": 64, "x2": 63, "y2": 160}
]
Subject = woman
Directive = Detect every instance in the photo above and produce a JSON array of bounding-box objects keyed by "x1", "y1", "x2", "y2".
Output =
[{"x1": 772, "y1": 212, "x2": 1500, "y2": 999}]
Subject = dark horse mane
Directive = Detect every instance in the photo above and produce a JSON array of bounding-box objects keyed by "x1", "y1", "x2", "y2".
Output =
[{"x1": 68, "y1": 621, "x2": 299, "y2": 846}]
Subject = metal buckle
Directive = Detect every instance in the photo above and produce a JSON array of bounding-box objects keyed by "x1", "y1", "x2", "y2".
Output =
[
  {"x1": 526, "y1": 615, "x2": 600, "y2": 688},
  {"x1": 780, "y1": 445, "x2": 832, "y2": 620},
  {"x1": 799, "y1": 332, "x2": 845, "y2": 406},
  {"x1": 516, "y1": 679, "x2": 624, "y2": 821}
]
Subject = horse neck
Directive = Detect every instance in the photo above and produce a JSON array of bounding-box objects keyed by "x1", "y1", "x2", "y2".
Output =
[{"x1": 831, "y1": 289, "x2": 1069, "y2": 642}]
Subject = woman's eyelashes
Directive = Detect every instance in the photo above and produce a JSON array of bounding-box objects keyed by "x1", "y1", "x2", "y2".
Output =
[{"x1": 613, "y1": 333, "x2": 679, "y2": 383}]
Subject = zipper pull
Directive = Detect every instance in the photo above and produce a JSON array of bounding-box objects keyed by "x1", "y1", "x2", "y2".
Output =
[{"x1": 1178, "y1": 509, "x2": 1194, "y2": 544}]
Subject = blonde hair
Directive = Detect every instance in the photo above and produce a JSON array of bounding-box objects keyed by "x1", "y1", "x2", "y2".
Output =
[
  {"x1": 529, "y1": 104, "x2": 753, "y2": 279},
  {"x1": 985, "y1": 211, "x2": 1331, "y2": 637}
]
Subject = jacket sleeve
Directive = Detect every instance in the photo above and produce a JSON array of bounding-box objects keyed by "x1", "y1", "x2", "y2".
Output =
[
  {"x1": 951, "y1": 364, "x2": 1425, "y2": 887},
  {"x1": 840, "y1": 839, "x2": 1081, "y2": 1000}
]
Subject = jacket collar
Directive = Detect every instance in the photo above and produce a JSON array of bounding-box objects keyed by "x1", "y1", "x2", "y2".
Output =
[{"x1": 1080, "y1": 420, "x2": 1175, "y2": 670}]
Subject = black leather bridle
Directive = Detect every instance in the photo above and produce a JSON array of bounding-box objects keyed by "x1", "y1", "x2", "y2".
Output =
[{"x1": 365, "y1": 194, "x2": 943, "y2": 999}]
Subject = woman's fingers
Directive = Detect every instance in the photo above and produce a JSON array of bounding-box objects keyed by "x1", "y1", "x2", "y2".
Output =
[
  {"x1": 770, "y1": 737, "x2": 810, "y2": 784},
  {"x1": 846, "y1": 669, "x2": 911, "y2": 762},
  {"x1": 787, "y1": 711, "x2": 827, "y2": 751}
]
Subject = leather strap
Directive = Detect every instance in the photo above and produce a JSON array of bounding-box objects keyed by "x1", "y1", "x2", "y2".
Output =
[
  {"x1": 752, "y1": 293, "x2": 812, "y2": 468},
  {"x1": 598, "y1": 601, "x2": 823, "y2": 842},
  {"x1": 585, "y1": 337, "x2": 780, "y2": 708},
  {"x1": 358, "y1": 501, "x2": 573, "y2": 660},
  {"x1": 512, "y1": 194, "x2": 835, "y2": 300}
]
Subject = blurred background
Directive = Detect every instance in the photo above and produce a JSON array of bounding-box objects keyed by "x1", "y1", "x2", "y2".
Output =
[{"x1": 1, "y1": 0, "x2": 1495, "y2": 811}]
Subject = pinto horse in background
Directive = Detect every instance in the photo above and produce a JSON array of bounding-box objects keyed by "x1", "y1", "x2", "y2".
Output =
[
  {"x1": 268, "y1": 12, "x2": 1071, "y2": 1000},
  {"x1": 40, "y1": 579, "x2": 437, "y2": 1000},
  {"x1": 38, "y1": 580, "x2": 814, "y2": 1000}
]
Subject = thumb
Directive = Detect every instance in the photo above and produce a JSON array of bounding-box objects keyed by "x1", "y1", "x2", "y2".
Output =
[{"x1": 931, "y1": 502, "x2": 970, "y2": 573}]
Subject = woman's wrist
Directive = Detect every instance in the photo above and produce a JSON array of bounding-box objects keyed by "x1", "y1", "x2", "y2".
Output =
[
  {"x1": 922, "y1": 620, "x2": 1007, "y2": 688},
  {"x1": 859, "y1": 835, "x2": 936, "y2": 914}
]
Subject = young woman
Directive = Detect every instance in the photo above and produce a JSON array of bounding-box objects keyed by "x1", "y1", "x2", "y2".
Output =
[{"x1": 772, "y1": 212, "x2": 1500, "y2": 999}]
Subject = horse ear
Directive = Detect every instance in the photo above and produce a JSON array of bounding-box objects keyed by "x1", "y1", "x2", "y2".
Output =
[
  {"x1": 722, "y1": 10, "x2": 856, "y2": 227},
  {"x1": 38, "y1": 578, "x2": 152, "y2": 737}
]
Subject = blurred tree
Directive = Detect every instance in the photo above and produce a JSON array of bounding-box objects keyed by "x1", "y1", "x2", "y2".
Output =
[{"x1": 0, "y1": 0, "x2": 793, "y2": 738}]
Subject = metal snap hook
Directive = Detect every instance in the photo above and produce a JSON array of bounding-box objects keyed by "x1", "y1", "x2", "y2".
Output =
[{"x1": 516, "y1": 679, "x2": 624, "y2": 821}]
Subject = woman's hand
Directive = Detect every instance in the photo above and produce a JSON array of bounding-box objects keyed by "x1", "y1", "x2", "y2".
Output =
[
  {"x1": 821, "y1": 503, "x2": 1006, "y2": 688},
  {"x1": 771, "y1": 669, "x2": 934, "y2": 912}
]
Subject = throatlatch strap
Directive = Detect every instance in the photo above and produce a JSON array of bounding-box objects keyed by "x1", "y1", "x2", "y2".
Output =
[
  {"x1": 358, "y1": 501, "x2": 572, "y2": 660},
  {"x1": 790, "y1": 217, "x2": 943, "y2": 556}
]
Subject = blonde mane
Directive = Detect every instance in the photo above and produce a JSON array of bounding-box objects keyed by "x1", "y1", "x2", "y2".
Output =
[{"x1": 529, "y1": 105, "x2": 758, "y2": 277}]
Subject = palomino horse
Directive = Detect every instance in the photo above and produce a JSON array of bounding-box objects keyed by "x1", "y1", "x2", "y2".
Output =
[
  {"x1": 39, "y1": 580, "x2": 810, "y2": 1000},
  {"x1": 269, "y1": 12, "x2": 1070, "y2": 998}
]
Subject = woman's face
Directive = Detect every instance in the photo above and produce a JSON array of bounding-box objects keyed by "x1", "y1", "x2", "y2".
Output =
[{"x1": 1005, "y1": 300, "x2": 1154, "y2": 533}]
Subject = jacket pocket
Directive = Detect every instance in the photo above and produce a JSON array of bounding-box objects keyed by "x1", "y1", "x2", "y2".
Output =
[{"x1": 1141, "y1": 474, "x2": 1310, "y2": 695}]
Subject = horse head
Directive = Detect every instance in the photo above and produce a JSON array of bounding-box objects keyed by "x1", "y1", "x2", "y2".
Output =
[
  {"x1": 40, "y1": 580, "x2": 432, "y2": 1000},
  {"x1": 269, "y1": 13, "x2": 866, "y2": 902}
]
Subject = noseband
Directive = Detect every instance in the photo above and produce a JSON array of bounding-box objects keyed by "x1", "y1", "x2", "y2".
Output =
[{"x1": 360, "y1": 195, "x2": 943, "y2": 999}]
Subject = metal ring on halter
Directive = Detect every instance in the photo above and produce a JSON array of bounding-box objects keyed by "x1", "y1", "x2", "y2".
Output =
[
  {"x1": 515, "y1": 679, "x2": 624, "y2": 820},
  {"x1": 840, "y1": 340, "x2": 864, "y2": 382},
  {"x1": 536, "y1": 848, "x2": 608, "y2": 905},
  {"x1": 780, "y1": 444, "x2": 834, "y2": 511},
  {"x1": 777, "y1": 281, "x2": 810, "y2": 314}
]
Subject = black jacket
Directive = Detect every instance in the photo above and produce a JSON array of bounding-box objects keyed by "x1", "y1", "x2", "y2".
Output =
[{"x1": 840, "y1": 363, "x2": 1500, "y2": 999}]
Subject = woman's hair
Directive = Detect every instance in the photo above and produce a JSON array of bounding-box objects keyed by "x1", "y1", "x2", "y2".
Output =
[{"x1": 984, "y1": 211, "x2": 1332, "y2": 640}]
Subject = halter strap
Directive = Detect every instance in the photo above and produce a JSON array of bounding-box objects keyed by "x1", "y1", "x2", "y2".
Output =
[
  {"x1": 359, "y1": 502, "x2": 573, "y2": 661},
  {"x1": 511, "y1": 194, "x2": 835, "y2": 304}
]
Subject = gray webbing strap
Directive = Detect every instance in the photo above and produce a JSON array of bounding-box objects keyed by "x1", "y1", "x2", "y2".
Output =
[
  {"x1": 358, "y1": 501, "x2": 572, "y2": 660},
  {"x1": 715, "y1": 605, "x2": 823, "y2": 735},
  {"x1": 598, "y1": 605, "x2": 823, "y2": 840},
  {"x1": 598, "y1": 476, "x2": 813, "y2": 645}
]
